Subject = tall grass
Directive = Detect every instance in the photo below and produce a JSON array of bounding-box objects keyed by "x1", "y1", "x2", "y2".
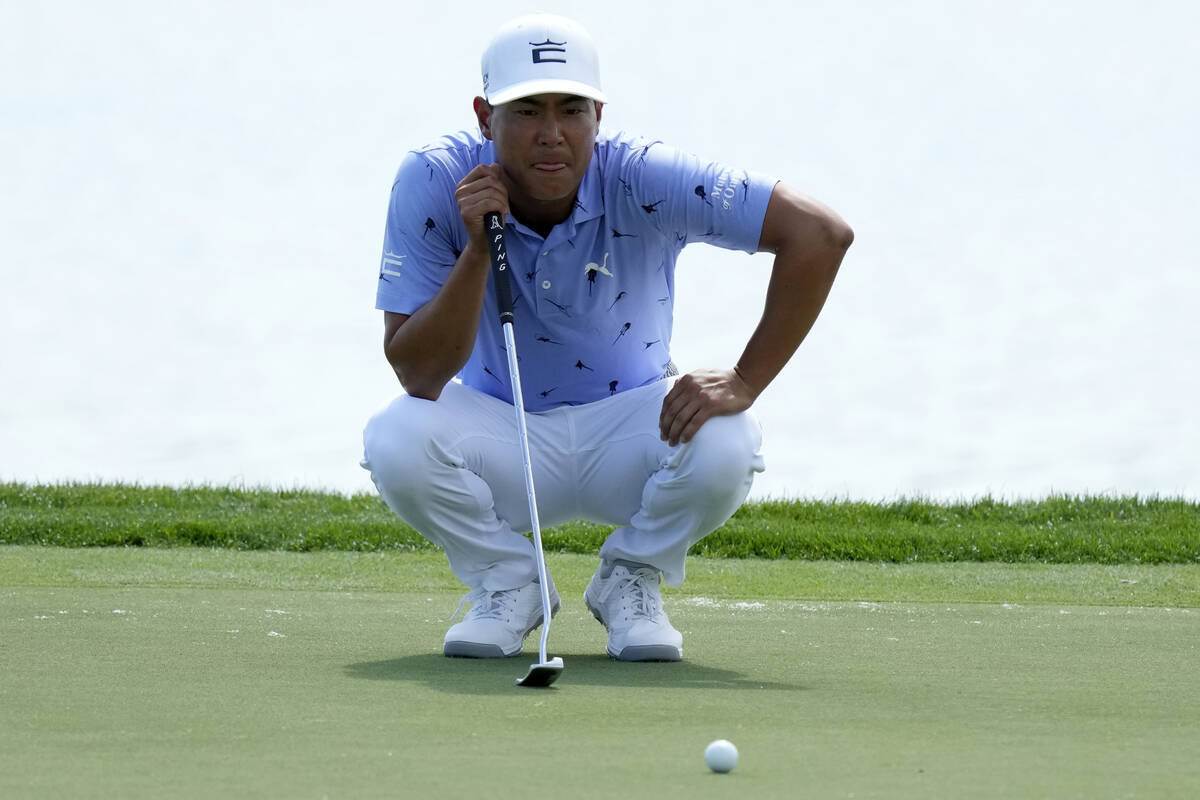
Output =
[{"x1": 1, "y1": 483, "x2": 1197, "y2": 563}]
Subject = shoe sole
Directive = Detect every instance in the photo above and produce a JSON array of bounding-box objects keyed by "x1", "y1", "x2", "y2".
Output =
[
  {"x1": 444, "y1": 641, "x2": 510, "y2": 658},
  {"x1": 609, "y1": 643, "x2": 682, "y2": 662},
  {"x1": 585, "y1": 594, "x2": 682, "y2": 662},
  {"x1": 443, "y1": 599, "x2": 561, "y2": 659}
]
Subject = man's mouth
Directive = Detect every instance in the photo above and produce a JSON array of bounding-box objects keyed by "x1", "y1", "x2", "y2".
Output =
[{"x1": 533, "y1": 162, "x2": 567, "y2": 172}]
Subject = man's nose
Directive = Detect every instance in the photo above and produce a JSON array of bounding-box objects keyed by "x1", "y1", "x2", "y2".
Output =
[{"x1": 537, "y1": 113, "x2": 564, "y2": 143}]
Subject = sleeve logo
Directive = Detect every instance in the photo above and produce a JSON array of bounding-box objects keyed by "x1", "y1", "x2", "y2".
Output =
[{"x1": 381, "y1": 251, "x2": 405, "y2": 278}]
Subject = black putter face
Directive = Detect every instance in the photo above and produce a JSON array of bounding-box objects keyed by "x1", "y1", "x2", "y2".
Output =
[{"x1": 516, "y1": 658, "x2": 564, "y2": 688}]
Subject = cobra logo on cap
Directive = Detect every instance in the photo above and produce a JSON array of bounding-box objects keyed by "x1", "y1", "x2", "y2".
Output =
[{"x1": 530, "y1": 39, "x2": 567, "y2": 64}]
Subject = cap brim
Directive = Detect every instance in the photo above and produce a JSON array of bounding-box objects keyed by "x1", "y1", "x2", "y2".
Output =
[{"x1": 487, "y1": 78, "x2": 608, "y2": 106}]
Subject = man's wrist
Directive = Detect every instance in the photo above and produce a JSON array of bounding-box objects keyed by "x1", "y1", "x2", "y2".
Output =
[
  {"x1": 731, "y1": 365, "x2": 762, "y2": 400},
  {"x1": 459, "y1": 239, "x2": 492, "y2": 270}
]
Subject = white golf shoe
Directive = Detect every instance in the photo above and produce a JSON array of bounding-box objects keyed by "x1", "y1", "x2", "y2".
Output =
[
  {"x1": 584, "y1": 560, "x2": 683, "y2": 661},
  {"x1": 443, "y1": 580, "x2": 560, "y2": 658}
]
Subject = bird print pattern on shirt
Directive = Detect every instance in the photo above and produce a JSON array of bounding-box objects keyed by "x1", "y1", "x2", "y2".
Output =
[
  {"x1": 417, "y1": 154, "x2": 436, "y2": 182},
  {"x1": 416, "y1": 139, "x2": 763, "y2": 412}
]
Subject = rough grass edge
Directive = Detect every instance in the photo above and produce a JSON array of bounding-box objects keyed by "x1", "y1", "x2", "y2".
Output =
[{"x1": 1, "y1": 482, "x2": 1198, "y2": 564}]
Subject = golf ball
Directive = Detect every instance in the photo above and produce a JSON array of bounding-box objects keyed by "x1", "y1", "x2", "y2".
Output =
[{"x1": 704, "y1": 739, "x2": 738, "y2": 773}]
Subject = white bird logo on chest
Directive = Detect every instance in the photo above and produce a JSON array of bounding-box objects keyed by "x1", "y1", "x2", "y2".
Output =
[
  {"x1": 584, "y1": 252, "x2": 613, "y2": 278},
  {"x1": 584, "y1": 253, "x2": 614, "y2": 296}
]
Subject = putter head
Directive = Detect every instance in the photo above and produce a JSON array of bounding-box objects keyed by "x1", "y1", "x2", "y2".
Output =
[{"x1": 516, "y1": 657, "x2": 564, "y2": 688}]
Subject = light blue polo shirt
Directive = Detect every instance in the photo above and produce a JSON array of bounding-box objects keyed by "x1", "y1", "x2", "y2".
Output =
[{"x1": 376, "y1": 129, "x2": 776, "y2": 411}]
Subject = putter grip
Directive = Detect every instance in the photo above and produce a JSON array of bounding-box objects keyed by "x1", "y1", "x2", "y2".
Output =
[{"x1": 483, "y1": 211, "x2": 514, "y2": 323}]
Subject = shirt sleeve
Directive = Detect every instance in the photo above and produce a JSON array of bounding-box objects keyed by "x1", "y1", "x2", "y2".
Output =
[
  {"x1": 374, "y1": 150, "x2": 463, "y2": 315},
  {"x1": 621, "y1": 139, "x2": 778, "y2": 254}
]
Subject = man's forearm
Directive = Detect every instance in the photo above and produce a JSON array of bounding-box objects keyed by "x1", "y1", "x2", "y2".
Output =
[
  {"x1": 657, "y1": 188, "x2": 852, "y2": 446},
  {"x1": 385, "y1": 243, "x2": 492, "y2": 400},
  {"x1": 734, "y1": 227, "x2": 851, "y2": 398}
]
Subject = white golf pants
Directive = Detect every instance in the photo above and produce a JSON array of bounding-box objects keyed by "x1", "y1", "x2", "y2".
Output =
[{"x1": 361, "y1": 378, "x2": 764, "y2": 591}]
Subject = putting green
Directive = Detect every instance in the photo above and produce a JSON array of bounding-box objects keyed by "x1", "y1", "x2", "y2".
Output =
[{"x1": 1, "y1": 548, "x2": 1198, "y2": 798}]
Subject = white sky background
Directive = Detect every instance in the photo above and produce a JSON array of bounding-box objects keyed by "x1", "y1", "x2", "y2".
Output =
[{"x1": 1, "y1": 0, "x2": 1197, "y2": 500}]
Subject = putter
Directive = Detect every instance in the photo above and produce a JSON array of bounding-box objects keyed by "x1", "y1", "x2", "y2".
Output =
[{"x1": 483, "y1": 211, "x2": 564, "y2": 688}]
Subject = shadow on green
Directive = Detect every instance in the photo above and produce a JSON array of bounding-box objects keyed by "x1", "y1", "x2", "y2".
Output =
[{"x1": 345, "y1": 653, "x2": 805, "y2": 694}]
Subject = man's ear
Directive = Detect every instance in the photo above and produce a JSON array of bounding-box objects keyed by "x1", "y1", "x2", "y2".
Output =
[
  {"x1": 595, "y1": 101, "x2": 604, "y2": 124},
  {"x1": 474, "y1": 96, "x2": 494, "y2": 140}
]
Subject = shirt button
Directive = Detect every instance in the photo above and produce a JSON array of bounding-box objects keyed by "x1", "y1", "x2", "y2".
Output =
[
  {"x1": 542, "y1": 250, "x2": 550, "y2": 256},
  {"x1": 542, "y1": 280, "x2": 552, "y2": 289}
]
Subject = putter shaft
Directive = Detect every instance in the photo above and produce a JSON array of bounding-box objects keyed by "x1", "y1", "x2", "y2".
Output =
[{"x1": 483, "y1": 211, "x2": 562, "y2": 686}]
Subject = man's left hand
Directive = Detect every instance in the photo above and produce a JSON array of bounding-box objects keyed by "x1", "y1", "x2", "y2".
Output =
[{"x1": 659, "y1": 368, "x2": 756, "y2": 446}]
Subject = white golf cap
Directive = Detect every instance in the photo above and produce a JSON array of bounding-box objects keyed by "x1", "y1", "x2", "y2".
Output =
[{"x1": 481, "y1": 14, "x2": 608, "y2": 106}]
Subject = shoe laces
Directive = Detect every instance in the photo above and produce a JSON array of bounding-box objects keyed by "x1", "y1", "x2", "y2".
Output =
[
  {"x1": 604, "y1": 567, "x2": 663, "y2": 621},
  {"x1": 448, "y1": 586, "x2": 519, "y2": 623}
]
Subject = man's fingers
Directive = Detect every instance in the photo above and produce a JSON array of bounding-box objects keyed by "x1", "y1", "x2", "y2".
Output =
[
  {"x1": 455, "y1": 166, "x2": 509, "y2": 241},
  {"x1": 459, "y1": 162, "x2": 503, "y2": 184},
  {"x1": 456, "y1": 163, "x2": 505, "y2": 198},
  {"x1": 658, "y1": 385, "x2": 692, "y2": 439},
  {"x1": 455, "y1": 181, "x2": 507, "y2": 212},
  {"x1": 662, "y1": 398, "x2": 705, "y2": 446},
  {"x1": 677, "y1": 415, "x2": 708, "y2": 445},
  {"x1": 673, "y1": 405, "x2": 712, "y2": 446},
  {"x1": 458, "y1": 193, "x2": 508, "y2": 223},
  {"x1": 659, "y1": 368, "x2": 755, "y2": 445},
  {"x1": 456, "y1": 164, "x2": 508, "y2": 215},
  {"x1": 660, "y1": 377, "x2": 708, "y2": 445},
  {"x1": 659, "y1": 375, "x2": 697, "y2": 431},
  {"x1": 660, "y1": 375, "x2": 709, "y2": 444}
]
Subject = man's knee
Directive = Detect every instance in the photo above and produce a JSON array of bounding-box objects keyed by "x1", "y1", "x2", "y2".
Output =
[
  {"x1": 680, "y1": 411, "x2": 765, "y2": 494},
  {"x1": 361, "y1": 395, "x2": 448, "y2": 490}
]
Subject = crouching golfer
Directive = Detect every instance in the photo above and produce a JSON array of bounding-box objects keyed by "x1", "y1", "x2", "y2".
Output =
[{"x1": 362, "y1": 14, "x2": 852, "y2": 662}]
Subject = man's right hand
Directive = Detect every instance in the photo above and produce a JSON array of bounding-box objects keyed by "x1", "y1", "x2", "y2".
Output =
[{"x1": 455, "y1": 163, "x2": 509, "y2": 250}]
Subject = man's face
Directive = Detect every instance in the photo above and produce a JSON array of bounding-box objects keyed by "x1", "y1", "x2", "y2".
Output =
[{"x1": 477, "y1": 93, "x2": 602, "y2": 212}]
